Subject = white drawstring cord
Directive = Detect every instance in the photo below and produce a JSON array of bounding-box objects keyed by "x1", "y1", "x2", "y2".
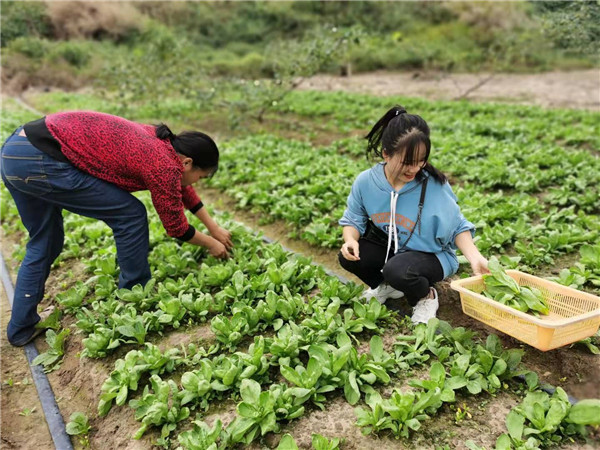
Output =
[{"x1": 384, "y1": 191, "x2": 399, "y2": 265}]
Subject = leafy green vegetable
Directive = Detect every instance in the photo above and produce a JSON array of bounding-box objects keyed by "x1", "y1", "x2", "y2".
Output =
[
  {"x1": 32, "y1": 329, "x2": 70, "y2": 373},
  {"x1": 176, "y1": 419, "x2": 222, "y2": 450},
  {"x1": 65, "y1": 412, "x2": 91, "y2": 436},
  {"x1": 482, "y1": 258, "x2": 550, "y2": 315}
]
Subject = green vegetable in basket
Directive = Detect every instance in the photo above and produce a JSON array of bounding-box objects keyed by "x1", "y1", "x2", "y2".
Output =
[
  {"x1": 484, "y1": 259, "x2": 520, "y2": 295},
  {"x1": 519, "y1": 286, "x2": 550, "y2": 315},
  {"x1": 482, "y1": 258, "x2": 550, "y2": 316}
]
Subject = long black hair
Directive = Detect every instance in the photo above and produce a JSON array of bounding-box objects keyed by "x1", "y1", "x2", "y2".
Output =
[
  {"x1": 156, "y1": 124, "x2": 219, "y2": 174},
  {"x1": 365, "y1": 105, "x2": 446, "y2": 184}
]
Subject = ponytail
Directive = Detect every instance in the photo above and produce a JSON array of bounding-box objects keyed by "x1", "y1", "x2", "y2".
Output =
[
  {"x1": 156, "y1": 123, "x2": 219, "y2": 173},
  {"x1": 156, "y1": 123, "x2": 176, "y2": 141},
  {"x1": 365, "y1": 105, "x2": 407, "y2": 159}
]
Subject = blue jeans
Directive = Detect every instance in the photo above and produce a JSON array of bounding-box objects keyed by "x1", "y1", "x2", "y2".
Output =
[{"x1": 1, "y1": 128, "x2": 151, "y2": 346}]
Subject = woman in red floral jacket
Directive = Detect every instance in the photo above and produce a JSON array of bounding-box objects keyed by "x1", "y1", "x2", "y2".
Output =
[{"x1": 1, "y1": 111, "x2": 232, "y2": 346}]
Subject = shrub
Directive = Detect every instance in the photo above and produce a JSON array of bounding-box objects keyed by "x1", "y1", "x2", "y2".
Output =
[
  {"x1": 8, "y1": 36, "x2": 51, "y2": 59},
  {"x1": 50, "y1": 41, "x2": 92, "y2": 69},
  {"x1": 211, "y1": 52, "x2": 267, "y2": 78},
  {"x1": 0, "y1": 2, "x2": 52, "y2": 46}
]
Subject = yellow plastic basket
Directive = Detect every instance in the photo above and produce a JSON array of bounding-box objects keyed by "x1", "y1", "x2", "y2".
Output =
[{"x1": 450, "y1": 270, "x2": 600, "y2": 351}]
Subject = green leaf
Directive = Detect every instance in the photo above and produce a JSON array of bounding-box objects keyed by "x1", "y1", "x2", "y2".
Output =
[
  {"x1": 369, "y1": 335, "x2": 384, "y2": 360},
  {"x1": 466, "y1": 379, "x2": 482, "y2": 395},
  {"x1": 523, "y1": 371, "x2": 539, "y2": 391},
  {"x1": 365, "y1": 364, "x2": 390, "y2": 384},
  {"x1": 405, "y1": 418, "x2": 421, "y2": 431},
  {"x1": 567, "y1": 399, "x2": 600, "y2": 425},
  {"x1": 495, "y1": 433, "x2": 512, "y2": 450},
  {"x1": 240, "y1": 379, "x2": 261, "y2": 404},
  {"x1": 223, "y1": 365, "x2": 239, "y2": 386},
  {"x1": 506, "y1": 410, "x2": 525, "y2": 440},
  {"x1": 98, "y1": 397, "x2": 112, "y2": 417},
  {"x1": 35, "y1": 308, "x2": 62, "y2": 331},
  {"x1": 237, "y1": 402, "x2": 258, "y2": 419},
  {"x1": 344, "y1": 371, "x2": 360, "y2": 405},
  {"x1": 306, "y1": 357, "x2": 323, "y2": 387},
  {"x1": 277, "y1": 433, "x2": 299, "y2": 450},
  {"x1": 429, "y1": 362, "x2": 445, "y2": 384},
  {"x1": 543, "y1": 399, "x2": 568, "y2": 432},
  {"x1": 491, "y1": 358, "x2": 507, "y2": 376},
  {"x1": 65, "y1": 412, "x2": 90, "y2": 436},
  {"x1": 281, "y1": 365, "x2": 304, "y2": 388},
  {"x1": 446, "y1": 376, "x2": 468, "y2": 391},
  {"x1": 115, "y1": 385, "x2": 128, "y2": 406}
]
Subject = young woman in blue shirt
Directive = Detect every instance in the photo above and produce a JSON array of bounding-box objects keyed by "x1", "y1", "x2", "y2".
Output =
[{"x1": 338, "y1": 105, "x2": 489, "y2": 323}]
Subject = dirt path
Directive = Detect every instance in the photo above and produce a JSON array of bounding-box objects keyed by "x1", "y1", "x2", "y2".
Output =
[
  {"x1": 0, "y1": 277, "x2": 54, "y2": 449},
  {"x1": 299, "y1": 69, "x2": 600, "y2": 110}
]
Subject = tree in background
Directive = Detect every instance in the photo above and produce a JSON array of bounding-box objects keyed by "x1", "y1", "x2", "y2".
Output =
[{"x1": 532, "y1": 1, "x2": 600, "y2": 58}]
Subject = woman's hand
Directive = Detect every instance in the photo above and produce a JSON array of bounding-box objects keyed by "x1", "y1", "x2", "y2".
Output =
[
  {"x1": 207, "y1": 237, "x2": 229, "y2": 259},
  {"x1": 210, "y1": 226, "x2": 233, "y2": 250},
  {"x1": 469, "y1": 254, "x2": 489, "y2": 276},
  {"x1": 341, "y1": 239, "x2": 360, "y2": 261},
  {"x1": 455, "y1": 230, "x2": 489, "y2": 276}
]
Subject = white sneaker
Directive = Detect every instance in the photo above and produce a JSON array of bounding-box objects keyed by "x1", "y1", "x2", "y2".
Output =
[
  {"x1": 411, "y1": 288, "x2": 439, "y2": 324},
  {"x1": 361, "y1": 283, "x2": 404, "y2": 304}
]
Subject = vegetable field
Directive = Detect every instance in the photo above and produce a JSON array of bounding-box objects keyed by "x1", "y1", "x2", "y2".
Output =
[{"x1": 1, "y1": 89, "x2": 599, "y2": 450}]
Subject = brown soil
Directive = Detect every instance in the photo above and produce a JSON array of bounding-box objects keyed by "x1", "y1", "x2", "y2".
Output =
[{"x1": 299, "y1": 70, "x2": 600, "y2": 111}]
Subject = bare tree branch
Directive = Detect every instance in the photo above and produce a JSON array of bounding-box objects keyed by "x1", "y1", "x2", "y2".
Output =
[{"x1": 453, "y1": 73, "x2": 496, "y2": 100}]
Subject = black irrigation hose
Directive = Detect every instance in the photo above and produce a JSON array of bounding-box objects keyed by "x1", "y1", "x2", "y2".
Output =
[
  {"x1": 0, "y1": 254, "x2": 74, "y2": 450},
  {"x1": 512, "y1": 374, "x2": 579, "y2": 405}
]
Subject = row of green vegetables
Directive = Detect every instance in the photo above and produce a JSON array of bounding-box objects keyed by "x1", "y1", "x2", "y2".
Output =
[
  {"x1": 0, "y1": 171, "x2": 389, "y2": 447},
  {"x1": 16, "y1": 87, "x2": 600, "y2": 210},
  {"x1": 279, "y1": 91, "x2": 600, "y2": 152},
  {"x1": 85, "y1": 310, "x2": 600, "y2": 449},
  {"x1": 22, "y1": 89, "x2": 600, "y2": 154},
  {"x1": 46, "y1": 257, "x2": 600, "y2": 450},
  {"x1": 330, "y1": 131, "x2": 599, "y2": 212}
]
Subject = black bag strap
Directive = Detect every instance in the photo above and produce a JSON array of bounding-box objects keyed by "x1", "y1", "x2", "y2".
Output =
[{"x1": 397, "y1": 177, "x2": 428, "y2": 252}]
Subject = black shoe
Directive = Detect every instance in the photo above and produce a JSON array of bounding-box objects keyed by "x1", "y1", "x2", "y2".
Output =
[
  {"x1": 9, "y1": 305, "x2": 55, "y2": 347},
  {"x1": 10, "y1": 327, "x2": 45, "y2": 347}
]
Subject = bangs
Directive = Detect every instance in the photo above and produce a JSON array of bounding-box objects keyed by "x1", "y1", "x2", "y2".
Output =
[{"x1": 395, "y1": 130, "x2": 431, "y2": 166}]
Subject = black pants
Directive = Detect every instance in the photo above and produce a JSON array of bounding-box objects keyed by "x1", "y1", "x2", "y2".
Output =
[{"x1": 338, "y1": 238, "x2": 444, "y2": 305}]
